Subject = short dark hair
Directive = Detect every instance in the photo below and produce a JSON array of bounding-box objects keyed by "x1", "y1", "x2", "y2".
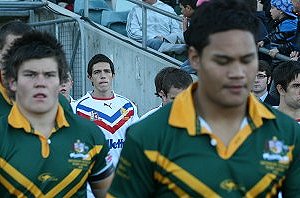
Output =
[
  {"x1": 0, "y1": 20, "x2": 33, "y2": 50},
  {"x1": 273, "y1": 61, "x2": 300, "y2": 91},
  {"x1": 3, "y1": 31, "x2": 69, "y2": 97},
  {"x1": 154, "y1": 67, "x2": 178, "y2": 97},
  {"x1": 184, "y1": 0, "x2": 259, "y2": 55},
  {"x1": 241, "y1": 0, "x2": 257, "y2": 12},
  {"x1": 87, "y1": 54, "x2": 115, "y2": 76},
  {"x1": 179, "y1": 0, "x2": 197, "y2": 9},
  {"x1": 258, "y1": 60, "x2": 271, "y2": 77},
  {"x1": 161, "y1": 68, "x2": 193, "y2": 96}
]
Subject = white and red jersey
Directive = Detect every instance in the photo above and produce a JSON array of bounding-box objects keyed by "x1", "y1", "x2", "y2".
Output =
[{"x1": 71, "y1": 92, "x2": 139, "y2": 166}]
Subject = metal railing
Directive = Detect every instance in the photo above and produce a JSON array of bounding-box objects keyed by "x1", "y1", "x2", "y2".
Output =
[
  {"x1": 126, "y1": 0, "x2": 182, "y2": 48},
  {"x1": 81, "y1": 0, "x2": 182, "y2": 49},
  {"x1": 0, "y1": 0, "x2": 47, "y2": 10},
  {"x1": 258, "y1": 47, "x2": 291, "y2": 61}
]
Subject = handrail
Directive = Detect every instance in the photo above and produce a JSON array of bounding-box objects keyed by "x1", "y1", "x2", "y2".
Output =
[
  {"x1": 122, "y1": 0, "x2": 182, "y2": 49},
  {"x1": 258, "y1": 47, "x2": 291, "y2": 61},
  {"x1": 126, "y1": 0, "x2": 182, "y2": 21},
  {"x1": 0, "y1": 1, "x2": 47, "y2": 9}
]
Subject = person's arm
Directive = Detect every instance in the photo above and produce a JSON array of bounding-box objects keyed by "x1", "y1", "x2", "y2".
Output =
[
  {"x1": 108, "y1": 129, "x2": 155, "y2": 197},
  {"x1": 126, "y1": 7, "x2": 143, "y2": 42},
  {"x1": 88, "y1": 126, "x2": 115, "y2": 198},
  {"x1": 90, "y1": 172, "x2": 114, "y2": 198}
]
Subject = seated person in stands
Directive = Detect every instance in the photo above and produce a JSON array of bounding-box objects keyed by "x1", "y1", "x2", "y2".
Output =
[
  {"x1": 126, "y1": 0, "x2": 186, "y2": 54},
  {"x1": 57, "y1": 0, "x2": 74, "y2": 11},
  {"x1": 180, "y1": 0, "x2": 197, "y2": 32},
  {"x1": 252, "y1": 60, "x2": 279, "y2": 106},
  {"x1": 257, "y1": 0, "x2": 298, "y2": 58},
  {"x1": 179, "y1": 0, "x2": 198, "y2": 74}
]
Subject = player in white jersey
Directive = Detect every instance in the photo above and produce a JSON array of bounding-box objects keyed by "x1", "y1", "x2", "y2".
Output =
[{"x1": 71, "y1": 54, "x2": 139, "y2": 167}]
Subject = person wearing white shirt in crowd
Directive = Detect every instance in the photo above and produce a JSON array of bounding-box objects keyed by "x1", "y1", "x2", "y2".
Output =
[{"x1": 127, "y1": 0, "x2": 185, "y2": 53}]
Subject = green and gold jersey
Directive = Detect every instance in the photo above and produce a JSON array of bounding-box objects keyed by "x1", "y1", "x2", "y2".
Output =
[
  {"x1": 0, "y1": 104, "x2": 114, "y2": 197},
  {"x1": 108, "y1": 83, "x2": 300, "y2": 197},
  {"x1": 0, "y1": 83, "x2": 13, "y2": 118}
]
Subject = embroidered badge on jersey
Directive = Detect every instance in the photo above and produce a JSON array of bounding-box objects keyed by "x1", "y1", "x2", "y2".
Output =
[{"x1": 260, "y1": 136, "x2": 292, "y2": 175}]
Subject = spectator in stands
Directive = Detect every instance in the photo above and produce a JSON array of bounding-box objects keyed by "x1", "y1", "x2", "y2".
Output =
[
  {"x1": 140, "y1": 66, "x2": 192, "y2": 119},
  {"x1": 244, "y1": 0, "x2": 269, "y2": 42},
  {"x1": 180, "y1": 0, "x2": 197, "y2": 32},
  {"x1": 179, "y1": 0, "x2": 198, "y2": 74},
  {"x1": 0, "y1": 30, "x2": 114, "y2": 197},
  {"x1": 0, "y1": 20, "x2": 73, "y2": 117},
  {"x1": 71, "y1": 53, "x2": 139, "y2": 167},
  {"x1": 260, "y1": 0, "x2": 274, "y2": 31},
  {"x1": 57, "y1": 0, "x2": 74, "y2": 11},
  {"x1": 273, "y1": 60, "x2": 300, "y2": 123},
  {"x1": 289, "y1": 0, "x2": 300, "y2": 60},
  {"x1": 59, "y1": 70, "x2": 74, "y2": 103},
  {"x1": 257, "y1": 0, "x2": 298, "y2": 58},
  {"x1": 252, "y1": 60, "x2": 279, "y2": 106},
  {"x1": 108, "y1": 0, "x2": 300, "y2": 196},
  {"x1": 126, "y1": 0, "x2": 186, "y2": 54}
]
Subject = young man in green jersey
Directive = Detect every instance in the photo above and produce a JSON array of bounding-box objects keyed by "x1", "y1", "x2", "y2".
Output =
[
  {"x1": 108, "y1": 0, "x2": 300, "y2": 197},
  {"x1": 0, "y1": 31, "x2": 114, "y2": 197}
]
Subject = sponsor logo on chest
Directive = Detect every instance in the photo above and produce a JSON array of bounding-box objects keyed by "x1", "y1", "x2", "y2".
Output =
[{"x1": 107, "y1": 138, "x2": 124, "y2": 149}]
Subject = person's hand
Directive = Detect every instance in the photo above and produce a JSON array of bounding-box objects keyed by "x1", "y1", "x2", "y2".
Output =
[
  {"x1": 269, "y1": 48, "x2": 279, "y2": 58},
  {"x1": 257, "y1": 41, "x2": 264, "y2": 47},
  {"x1": 290, "y1": 51, "x2": 300, "y2": 61}
]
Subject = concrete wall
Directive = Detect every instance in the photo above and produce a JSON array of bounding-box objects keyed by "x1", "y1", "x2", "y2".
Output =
[{"x1": 34, "y1": 2, "x2": 183, "y2": 116}]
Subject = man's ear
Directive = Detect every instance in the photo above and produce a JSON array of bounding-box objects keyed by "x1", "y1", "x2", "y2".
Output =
[
  {"x1": 87, "y1": 75, "x2": 92, "y2": 80},
  {"x1": 276, "y1": 84, "x2": 285, "y2": 96},
  {"x1": 158, "y1": 90, "x2": 167, "y2": 102},
  {"x1": 188, "y1": 46, "x2": 200, "y2": 71},
  {"x1": 9, "y1": 79, "x2": 17, "y2": 92}
]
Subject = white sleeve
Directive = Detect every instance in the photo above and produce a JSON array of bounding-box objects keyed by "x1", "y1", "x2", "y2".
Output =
[{"x1": 126, "y1": 7, "x2": 143, "y2": 42}]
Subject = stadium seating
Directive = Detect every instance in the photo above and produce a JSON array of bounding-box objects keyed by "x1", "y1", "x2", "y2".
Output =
[{"x1": 101, "y1": 10, "x2": 129, "y2": 36}]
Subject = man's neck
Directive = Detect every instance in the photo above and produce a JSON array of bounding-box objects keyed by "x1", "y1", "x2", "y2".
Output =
[
  {"x1": 195, "y1": 90, "x2": 247, "y2": 120},
  {"x1": 92, "y1": 89, "x2": 114, "y2": 99},
  {"x1": 18, "y1": 104, "x2": 58, "y2": 138},
  {"x1": 253, "y1": 89, "x2": 267, "y2": 98},
  {"x1": 194, "y1": 90, "x2": 248, "y2": 147},
  {"x1": 278, "y1": 103, "x2": 300, "y2": 120}
]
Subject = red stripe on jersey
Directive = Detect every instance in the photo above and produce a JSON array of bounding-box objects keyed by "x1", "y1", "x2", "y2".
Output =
[{"x1": 77, "y1": 110, "x2": 134, "y2": 134}]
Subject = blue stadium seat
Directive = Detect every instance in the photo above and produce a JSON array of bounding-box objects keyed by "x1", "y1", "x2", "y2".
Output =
[
  {"x1": 74, "y1": 0, "x2": 112, "y2": 24},
  {"x1": 101, "y1": 10, "x2": 129, "y2": 36}
]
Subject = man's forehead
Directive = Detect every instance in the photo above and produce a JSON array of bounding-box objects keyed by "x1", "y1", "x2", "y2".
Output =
[
  {"x1": 93, "y1": 62, "x2": 111, "y2": 70},
  {"x1": 20, "y1": 58, "x2": 58, "y2": 71}
]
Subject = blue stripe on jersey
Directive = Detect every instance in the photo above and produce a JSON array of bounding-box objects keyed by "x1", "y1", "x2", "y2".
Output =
[{"x1": 76, "y1": 102, "x2": 133, "y2": 123}]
